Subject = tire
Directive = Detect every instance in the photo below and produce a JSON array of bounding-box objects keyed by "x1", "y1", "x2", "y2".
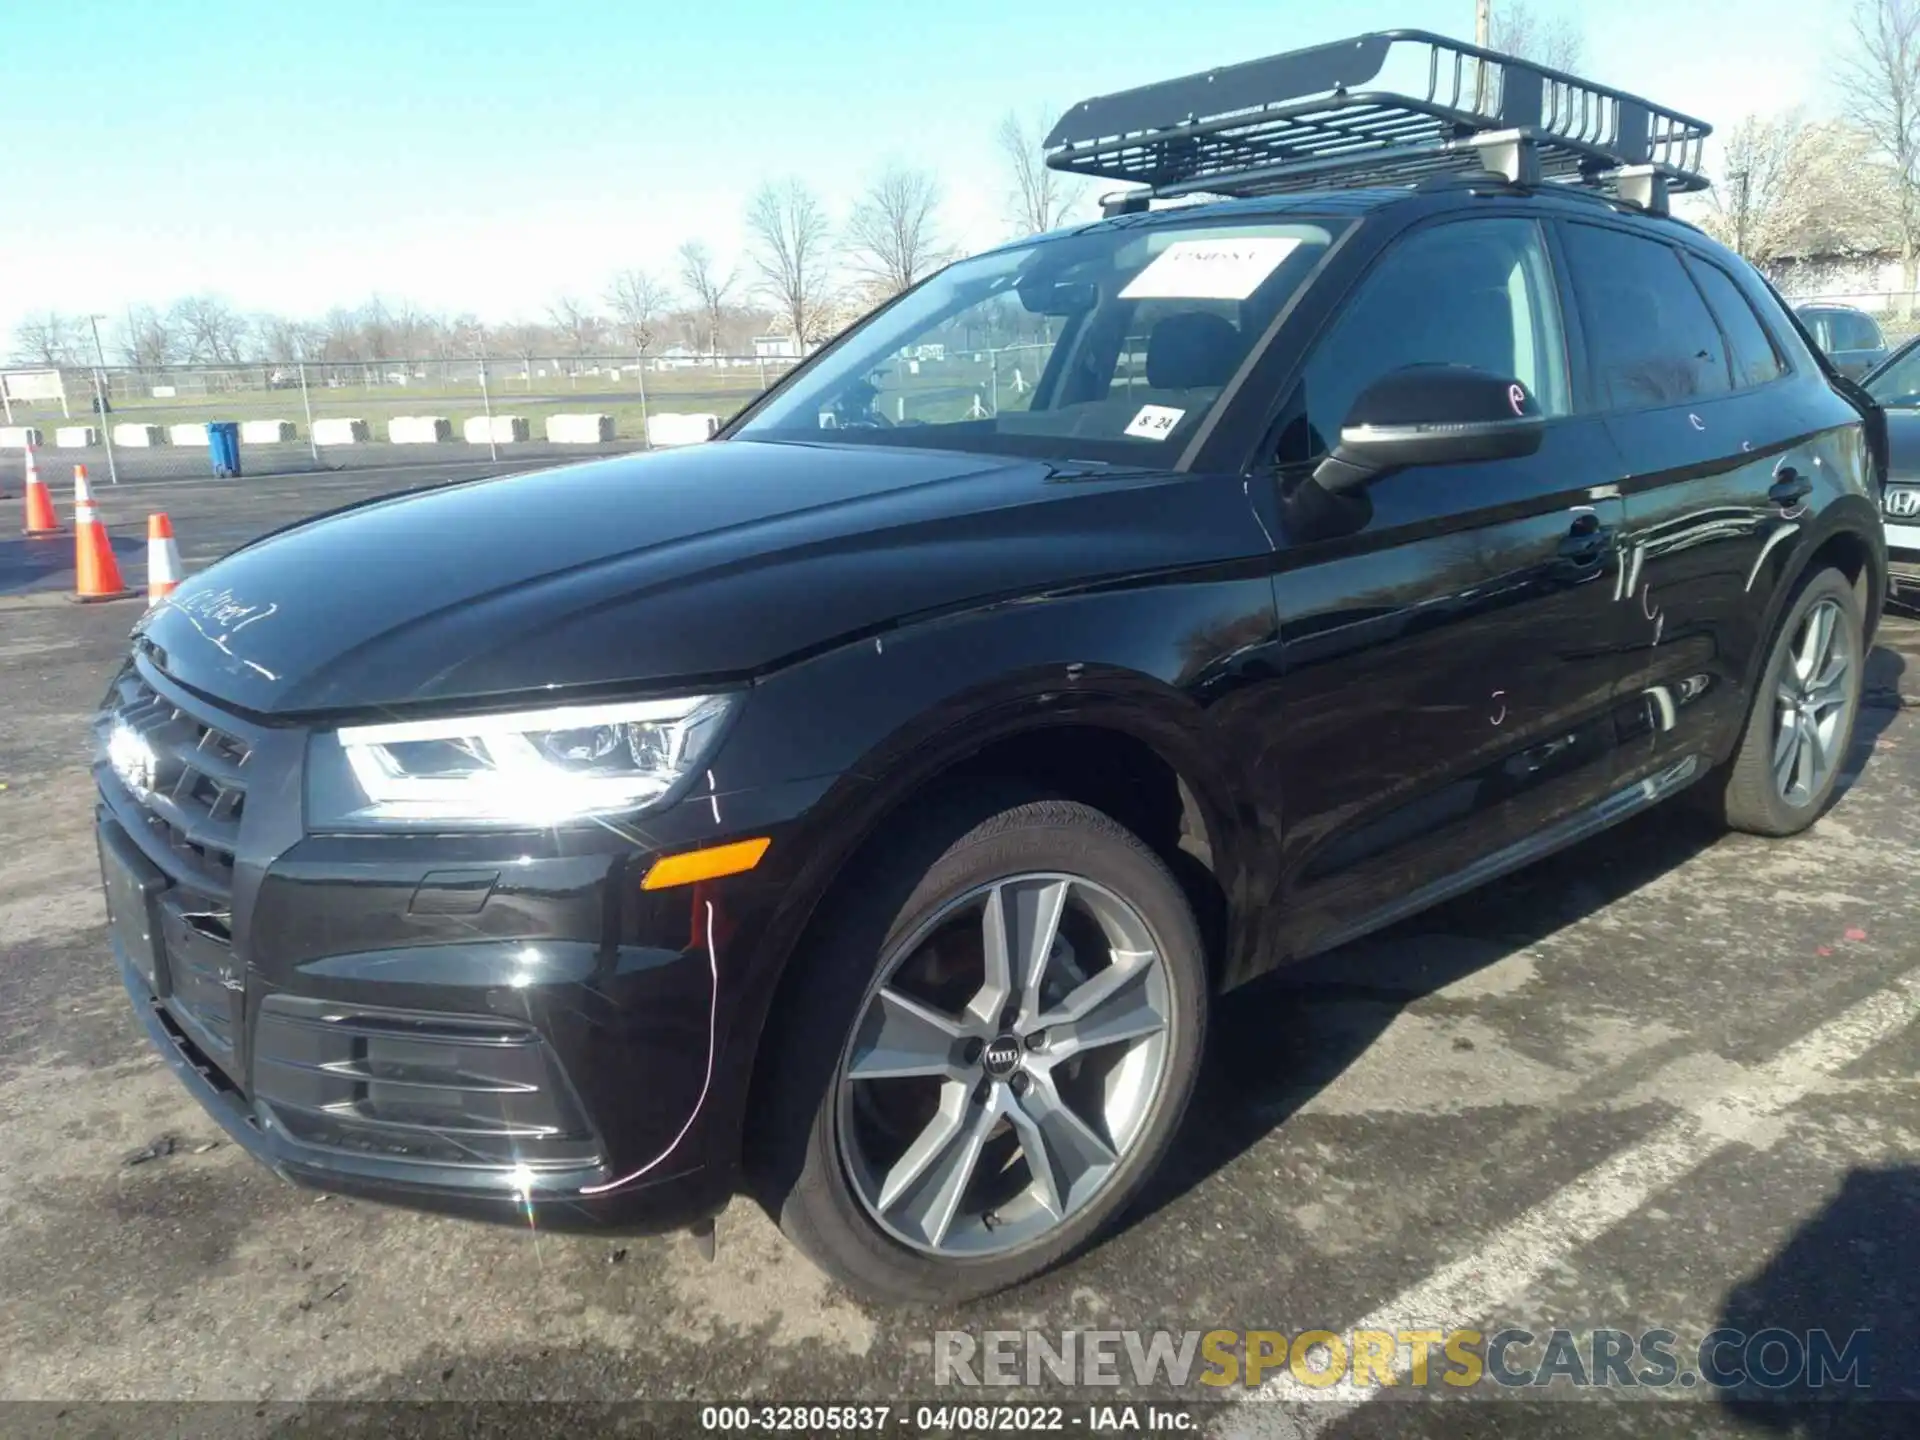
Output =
[
  {"x1": 748, "y1": 792, "x2": 1208, "y2": 1305},
  {"x1": 1716, "y1": 566, "x2": 1865, "y2": 836}
]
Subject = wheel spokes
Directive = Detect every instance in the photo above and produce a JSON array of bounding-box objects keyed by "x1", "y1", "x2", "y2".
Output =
[
  {"x1": 1795, "y1": 602, "x2": 1834, "y2": 685},
  {"x1": 976, "y1": 877, "x2": 1068, "y2": 1029},
  {"x1": 839, "y1": 871, "x2": 1174, "y2": 1258},
  {"x1": 1005, "y1": 1072, "x2": 1118, "y2": 1220},
  {"x1": 877, "y1": 1083, "x2": 1001, "y2": 1247},
  {"x1": 1792, "y1": 718, "x2": 1817, "y2": 799},
  {"x1": 1040, "y1": 948, "x2": 1166, "y2": 1061},
  {"x1": 847, "y1": 987, "x2": 970, "y2": 1081}
]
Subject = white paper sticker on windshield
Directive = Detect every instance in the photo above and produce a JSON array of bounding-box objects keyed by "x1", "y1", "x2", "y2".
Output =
[
  {"x1": 1124, "y1": 404, "x2": 1185, "y2": 440},
  {"x1": 1120, "y1": 236, "x2": 1302, "y2": 300}
]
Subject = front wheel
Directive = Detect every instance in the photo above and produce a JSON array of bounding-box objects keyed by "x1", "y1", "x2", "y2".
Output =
[
  {"x1": 1716, "y1": 566, "x2": 1865, "y2": 836},
  {"x1": 750, "y1": 796, "x2": 1208, "y2": 1304}
]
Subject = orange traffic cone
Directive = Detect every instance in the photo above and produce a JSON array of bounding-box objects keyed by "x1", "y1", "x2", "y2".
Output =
[
  {"x1": 21, "y1": 445, "x2": 61, "y2": 537},
  {"x1": 69, "y1": 465, "x2": 136, "y2": 604},
  {"x1": 146, "y1": 512, "x2": 183, "y2": 608}
]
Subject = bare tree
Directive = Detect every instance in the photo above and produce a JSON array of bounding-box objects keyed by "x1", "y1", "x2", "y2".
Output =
[
  {"x1": 846, "y1": 166, "x2": 950, "y2": 298},
  {"x1": 11, "y1": 311, "x2": 82, "y2": 366},
  {"x1": 170, "y1": 295, "x2": 248, "y2": 364},
  {"x1": 1842, "y1": 0, "x2": 1920, "y2": 311},
  {"x1": 253, "y1": 313, "x2": 314, "y2": 366},
  {"x1": 1489, "y1": 1, "x2": 1586, "y2": 70},
  {"x1": 678, "y1": 241, "x2": 738, "y2": 357},
  {"x1": 546, "y1": 296, "x2": 603, "y2": 359},
  {"x1": 357, "y1": 296, "x2": 397, "y2": 360},
  {"x1": 1702, "y1": 112, "x2": 1892, "y2": 263},
  {"x1": 606, "y1": 268, "x2": 670, "y2": 355},
  {"x1": 116, "y1": 306, "x2": 175, "y2": 369},
  {"x1": 997, "y1": 109, "x2": 1081, "y2": 237},
  {"x1": 746, "y1": 179, "x2": 835, "y2": 349},
  {"x1": 502, "y1": 321, "x2": 547, "y2": 381},
  {"x1": 445, "y1": 314, "x2": 489, "y2": 358}
]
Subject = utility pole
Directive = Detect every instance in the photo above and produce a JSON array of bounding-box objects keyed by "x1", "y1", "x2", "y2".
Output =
[
  {"x1": 1476, "y1": 0, "x2": 1491, "y2": 47},
  {"x1": 87, "y1": 314, "x2": 120, "y2": 486},
  {"x1": 1732, "y1": 168, "x2": 1752, "y2": 258}
]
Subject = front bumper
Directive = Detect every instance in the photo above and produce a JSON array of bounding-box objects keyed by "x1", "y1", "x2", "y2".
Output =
[{"x1": 95, "y1": 654, "x2": 828, "y2": 1234}]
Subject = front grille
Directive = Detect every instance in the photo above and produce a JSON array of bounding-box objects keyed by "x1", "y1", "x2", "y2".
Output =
[
  {"x1": 96, "y1": 664, "x2": 254, "y2": 902},
  {"x1": 96, "y1": 659, "x2": 265, "y2": 1073}
]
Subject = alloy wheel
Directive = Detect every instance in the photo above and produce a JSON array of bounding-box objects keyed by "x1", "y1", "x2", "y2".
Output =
[
  {"x1": 1771, "y1": 596, "x2": 1853, "y2": 808},
  {"x1": 834, "y1": 874, "x2": 1174, "y2": 1258}
]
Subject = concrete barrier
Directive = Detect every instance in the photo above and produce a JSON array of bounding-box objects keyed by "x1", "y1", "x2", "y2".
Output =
[
  {"x1": 462, "y1": 415, "x2": 530, "y2": 444},
  {"x1": 389, "y1": 415, "x2": 453, "y2": 444},
  {"x1": 169, "y1": 422, "x2": 210, "y2": 447},
  {"x1": 113, "y1": 423, "x2": 166, "y2": 447},
  {"x1": 646, "y1": 412, "x2": 721, "y2": 447},
  {"x1": 0, "y1": 427, "x2": 45, "y2": 449},
  {"x1": 312, "y1": 417, "x2": 370, "y2": 445},
  {"x1": 546, "y1": 413, "x2": 615, "y2": 443},
  {"x1": 240, "y1": 419, "x2": 297, "y2": 444},
  {"x1": 55, "y1": 426, "x2": 101, "y2": 448}
]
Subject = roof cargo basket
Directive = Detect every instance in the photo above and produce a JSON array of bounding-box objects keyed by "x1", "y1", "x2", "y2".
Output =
[{"x1": 1046, "y1": 29, "x2": 1710, "y2": 217}]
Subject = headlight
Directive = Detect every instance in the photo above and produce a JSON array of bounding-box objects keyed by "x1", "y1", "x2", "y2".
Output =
[{"x1": 306, "y1": 694, "x2": 735, "y2": 830}]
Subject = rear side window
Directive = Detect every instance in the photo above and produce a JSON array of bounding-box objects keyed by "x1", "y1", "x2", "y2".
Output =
[
  {"x1": 1833, "y1": 310, "x2": 1884, "y2": 352},
  {"x1": 1688, "y1": 259, "x2": 1786, "y2": 390},
  {"x1": 1562, "y1": 223, "x2": 1730, "y2": 410}
]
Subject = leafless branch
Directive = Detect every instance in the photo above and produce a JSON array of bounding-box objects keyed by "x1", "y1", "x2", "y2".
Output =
[
  {"x1": 746, "y1": 178, "x2": 836, "y2": 349},
  {"x1": 847, "y1": 166, "x2": 950, "y2": 298},
  {"x1": 997, "y1": 109, "x2": 1081, "y2": 237},
  {"x1": 678, "y1": 241, "x2": 739, "y2": 357},
  {"x1": 606, "y1": 268, "x2": 672, "y2": 354},
  {"x1": 1490, "y1": 1, "x2": 1585, "y2": 71}
]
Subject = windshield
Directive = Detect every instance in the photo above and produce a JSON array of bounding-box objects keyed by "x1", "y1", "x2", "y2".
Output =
[
  {"x1": 1866, "y1": 338, "x2": 1920, "y2": 408},
  {"x1": 737, "y1": 216, "x2": 1343, "y2": 463}
]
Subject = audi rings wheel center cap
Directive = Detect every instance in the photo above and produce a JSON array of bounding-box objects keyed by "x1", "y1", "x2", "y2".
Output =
[{"x1": 983, "y1": 1035, "x2": 1022, "y2": 1077}]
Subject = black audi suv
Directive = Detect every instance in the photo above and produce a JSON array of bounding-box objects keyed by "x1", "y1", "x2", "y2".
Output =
[{"x1": 94, "y1": 33, "x2": 1889, "y2": 1303}]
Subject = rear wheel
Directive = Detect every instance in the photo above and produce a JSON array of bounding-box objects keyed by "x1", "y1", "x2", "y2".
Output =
[
  {"x1": 750, "y1": 795, "x2": 1207, "y2": 1304},
  {"x1": 1717, "y1": 566, "x2": 1864, "y2": 836}
]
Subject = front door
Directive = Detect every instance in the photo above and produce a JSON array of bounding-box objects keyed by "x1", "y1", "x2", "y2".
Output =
[{"x1": 1255, "y1": 214, "x2": 1633, "y2": 958}]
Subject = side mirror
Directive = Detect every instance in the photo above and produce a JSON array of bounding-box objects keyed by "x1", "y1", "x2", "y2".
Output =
[{"x1": 1311, "y1": 365, "x2": 1546, "y2": 494}]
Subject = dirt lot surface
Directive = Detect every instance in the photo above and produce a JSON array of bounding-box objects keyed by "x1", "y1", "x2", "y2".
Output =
[{"x1": 2, "y1": 470, "x2": 1917, "y2": 1436}]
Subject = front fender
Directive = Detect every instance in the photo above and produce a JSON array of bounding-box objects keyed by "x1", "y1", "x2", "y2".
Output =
[{"x1": 697, "y1": 566, "x2": 1284, "y2": 1168}]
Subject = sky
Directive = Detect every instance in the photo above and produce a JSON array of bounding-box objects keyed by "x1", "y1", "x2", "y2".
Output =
[{"x1": 0, "y1": 0, "x2": 1848, "y2": 349}]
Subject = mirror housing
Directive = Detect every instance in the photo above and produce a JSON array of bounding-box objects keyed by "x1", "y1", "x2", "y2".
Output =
[
  {"x1": 1311, "y1": 365, "x2": 1546, "y2": 494},
  {"x1": 1017, "y1": 277, "x2": 1098, "y2": 316}
]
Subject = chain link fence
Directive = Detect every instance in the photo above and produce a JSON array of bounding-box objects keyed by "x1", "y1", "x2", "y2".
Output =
[{"x1": 0, "y1": 353, "x2": 802, "y2": 484}]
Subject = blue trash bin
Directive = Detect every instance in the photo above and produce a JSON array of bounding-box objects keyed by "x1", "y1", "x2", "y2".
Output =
[{"x1": 208, "y1": 422, "x2": 241, "y2": 478}]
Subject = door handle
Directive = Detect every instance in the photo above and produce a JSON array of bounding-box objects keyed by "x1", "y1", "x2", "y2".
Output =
[
  {"x1": 1558, "y1": 513, "x2": 1608, "y2": 565},
  {"x1": 1770, "y1": 467, "x2": 1813, "y2": 507}
]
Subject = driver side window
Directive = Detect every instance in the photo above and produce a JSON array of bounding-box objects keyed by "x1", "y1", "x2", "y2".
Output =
[{"x1": 1280, "y1": 217, "x2": 1570, "y2": 463}]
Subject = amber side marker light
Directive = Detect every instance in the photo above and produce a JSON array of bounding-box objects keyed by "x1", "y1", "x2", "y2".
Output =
[{"x1": 640, "y1": 836, "x2": 772, "y2": 891}]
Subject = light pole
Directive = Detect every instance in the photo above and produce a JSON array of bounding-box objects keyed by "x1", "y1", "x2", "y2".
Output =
[{"x1": 87, "y1": 314, "x2": 120, "y2": 485}]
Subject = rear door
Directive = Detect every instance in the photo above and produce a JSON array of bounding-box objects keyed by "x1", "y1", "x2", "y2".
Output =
[
  {"x1": 1556, "y1": 221, "x2": 1808, "y2": 789},
  {"x1": 1255, "y1": 214, "x2": 1632, "y2": 955}
]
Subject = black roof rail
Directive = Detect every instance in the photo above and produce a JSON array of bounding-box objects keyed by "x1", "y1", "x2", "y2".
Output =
[{"x1": 1047, "y1": 29, "x2": 1710, "y2": 217}]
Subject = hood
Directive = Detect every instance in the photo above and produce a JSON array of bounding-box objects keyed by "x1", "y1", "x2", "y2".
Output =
[{"x1": 138, "y1": 439, "x2": 1268, "y2": 716}]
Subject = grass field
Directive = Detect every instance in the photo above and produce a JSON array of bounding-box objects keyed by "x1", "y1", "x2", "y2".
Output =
[{"x1": 2, "y1": 350, "x2": 1046, "y2": 445}]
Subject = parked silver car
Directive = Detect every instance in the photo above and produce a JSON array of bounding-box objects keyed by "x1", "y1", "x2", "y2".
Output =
[{"x1": 1796, "y1": 303, "x2": 1890, "y2": 380}]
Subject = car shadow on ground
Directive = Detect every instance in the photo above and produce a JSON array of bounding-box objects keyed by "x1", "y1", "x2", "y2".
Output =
[
  {"x1": 1126, "y1": 647, "x2": 1909, "y2": 1236},
  {"x1": 1711, "y1": 1165, "x2": 1920, "y2": 1428}
]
